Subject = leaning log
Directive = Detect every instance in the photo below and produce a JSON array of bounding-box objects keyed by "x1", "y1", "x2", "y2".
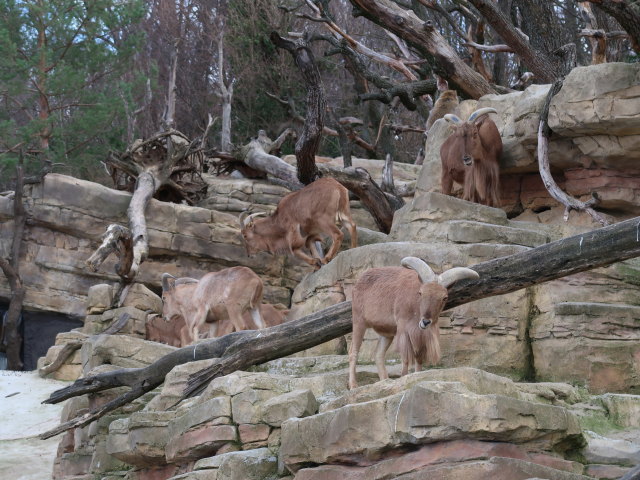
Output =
[{"x1": 40, "y1": 216, "x2": 640, "y2": 439}]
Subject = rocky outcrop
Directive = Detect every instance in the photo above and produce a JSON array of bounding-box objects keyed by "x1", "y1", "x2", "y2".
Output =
[
  {"x1": 48, "y1": 342, "x2": 640, "y2": 480},
  {"x1": 0, "y1": 173, "x2": 308, "y2": 317},
  {"x1": 419, "y1": 62, "x2": 640, "y2": 220}
]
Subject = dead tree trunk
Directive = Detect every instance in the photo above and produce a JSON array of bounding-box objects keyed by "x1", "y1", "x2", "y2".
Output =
[
  {"x1": 215, "y1": 28, "x2": 234, "y2": 152},
  {"x1": 270, "y1": 32, "x2": 324, "y2": 185},
  {"x1": 91, "y1": 130, "x2": 207, "y2": 287},
  {"x1": 41, "y1": 215, "x2": 640, "y2": 439},
  {"x1": 0, "y1": 159, "x2": 27, "y2": 370}
]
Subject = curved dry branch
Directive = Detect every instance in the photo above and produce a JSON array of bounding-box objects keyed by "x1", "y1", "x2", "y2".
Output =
[{"x1": 538, "y1": 81, "x2": 609, "y2": 226}]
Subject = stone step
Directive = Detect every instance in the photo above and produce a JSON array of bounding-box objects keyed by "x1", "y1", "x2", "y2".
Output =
[
  {"x1": 279, "y1": 379, "x2": 584, "y2": 472},
  {"x1": 531, "y1": 302, "x2": 640, "y2": 341},
  {"x1": 554, "y1": 302, "x2": 640, "y2": 318},
  {"x1": 445, "y1": 220, "x2": 550, "y2": 247}
]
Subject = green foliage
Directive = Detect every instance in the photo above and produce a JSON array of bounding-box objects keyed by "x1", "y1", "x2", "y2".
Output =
[{"x1": 0, "y1": 0, "x2": 144, "y2": 181}]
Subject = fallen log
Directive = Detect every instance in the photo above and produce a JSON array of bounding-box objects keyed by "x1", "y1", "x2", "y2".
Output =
[{"x1": 40, "y1": 215, "x2": 640, "y2": 439}]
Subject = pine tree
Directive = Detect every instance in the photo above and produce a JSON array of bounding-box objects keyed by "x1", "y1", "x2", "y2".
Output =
[{"x1": 0, "y1": 0, "x2": 144, "y2": 185}]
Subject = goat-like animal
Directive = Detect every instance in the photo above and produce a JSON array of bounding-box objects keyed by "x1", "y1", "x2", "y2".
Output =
[
  {"x1": 149, "y1": 298, "x2": 288, "y2": 347},
  {"x1": 348, "y1": 257, "x2": 479, "y2": 389},
  {"x1": 215, "y1": 303, "x2": 290, "y2": 337},
  {"x1": 440, "y1": 107, "x2": 502, "y2": 207},
  {"x1": 426, "y1": 90, "x2": 459, "y2": 132},
  {"x1": 161, "y1": 267, "x2": 265, "y2": 345},
  {"x1": 239, "y1": 177, "x2": 357, "y2": 269}
]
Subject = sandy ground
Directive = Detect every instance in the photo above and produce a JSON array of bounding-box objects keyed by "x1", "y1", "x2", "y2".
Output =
[{"x1": 0, "y1": 370, "x2": 69, "y2": 480}]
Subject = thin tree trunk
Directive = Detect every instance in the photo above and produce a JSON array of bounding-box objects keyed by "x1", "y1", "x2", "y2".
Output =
[
  {"x1": 40, "y1": 215, "x2": 640, "y2": 438},
  {"x1": 270, "y1": 32, "x2": 324, "y2": 184},
  {"x1": 1, "y1": 160, "x2": 27, "y2": 370}
]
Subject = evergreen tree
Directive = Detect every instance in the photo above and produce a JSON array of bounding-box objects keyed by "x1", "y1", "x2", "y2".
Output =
[{"x1": 0, "y1": 0, "x2": 144, "y2": 185}]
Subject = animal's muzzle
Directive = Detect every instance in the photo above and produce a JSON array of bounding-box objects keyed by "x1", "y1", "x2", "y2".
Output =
[
  {"x1": 463, "y1": 155, "x2": 473, "y2": 166},
  {"x1": 419, "y1": 319, "x2": 432, "y2": 329}
]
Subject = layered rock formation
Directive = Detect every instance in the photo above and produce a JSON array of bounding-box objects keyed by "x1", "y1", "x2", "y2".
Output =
[
  {"x1": 419, "y1": 62, "x2": 640, "y2": 221},
  {"x1": 2, "y1": 62, "x2": 640, "y2": 479}
]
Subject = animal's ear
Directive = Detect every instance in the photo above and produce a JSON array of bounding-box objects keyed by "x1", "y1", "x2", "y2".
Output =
[{"x1": 161, "y1": 273, "x2": 176, "y2": 292}]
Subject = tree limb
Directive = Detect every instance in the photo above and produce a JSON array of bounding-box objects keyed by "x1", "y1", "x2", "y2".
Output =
[
  {"x1": 348, "y1": 0, "x2": 496, "y2": 98},
  {"x1": 585, "y1": 0, "x2": 640, "y2": 53}
]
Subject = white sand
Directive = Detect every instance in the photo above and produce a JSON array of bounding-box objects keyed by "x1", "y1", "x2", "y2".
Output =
[{"x1": 0, "y1": 370, "x2": 69, "y2": 480}]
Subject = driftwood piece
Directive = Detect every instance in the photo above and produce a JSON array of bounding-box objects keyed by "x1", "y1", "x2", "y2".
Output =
[
  {"x1": 538, "y1": 81, "x2": 609, "y2": 226},
  {"x1": 85, "y1": 224, "x2": 134, "y2": 279},
  {"x1": 38, "y1": 313, "x2": 129, "y2": 378},
  {"x1": 38, "y1": 342, "x2": 82, "y2": 376},
  {"x1": 40, "y1": 215, "x2": 640, "y2": 439},
  {"x1": 95, "y1": 130, "x2": 207, "y2": 283}
]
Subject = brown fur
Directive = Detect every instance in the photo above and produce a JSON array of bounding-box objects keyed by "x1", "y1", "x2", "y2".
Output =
[
  {"x1": 240, "y1": 177, "x2": 357, "y2": 269},
  {"x1": 161, "y1": 266, "x2": 264, "y2": 345},
  {"x1": 349, "y1": 268, "x2": 449, "y2": 389},
  {"x1": 425, "y1": 90, "x2": 459, "y2": 131},
  {"x1": 440, "y1": 114, "x2": 502, "y2": 207},
  {"x1": 148, "y1": 302, "x2": 288, "y2": 347}
]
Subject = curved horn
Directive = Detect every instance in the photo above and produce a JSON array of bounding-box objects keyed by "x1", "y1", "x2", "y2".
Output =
[
  {"x1": 175, "y1": 277, "x2": 199, "y2": 286},
  {"x1": 401, "y1": 257, "x2": 437, "y2": 284},
  {"x1": 437, "y1": 267, "x2": 479, "y2": 288},
  {"x1": 443, "y1": 114, "x2": 462, "y2": 124},
  {"x1": 467, "y1": 107, "x2": 497, "y2": 123},
  {"x1": 239, "y1": 211, "x2": 267, "y2": 229},
  {"x1": 238, "y1": 211, "x2": 250, "y2": 229},
  {"x1": 161, "y1": 273, "x2": 176, "y2": 292}
]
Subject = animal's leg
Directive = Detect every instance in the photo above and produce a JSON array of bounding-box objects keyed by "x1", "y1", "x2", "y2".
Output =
[
  {"x1": 189, "y1": 306, "x2": 208, "y2": 344},
  {"x1": 374, "y1": 335, "x2": 393, "y2": 381},
  {"x1": 441, "y1": 171, "x2": 454, "y2": 196},
  {"x1": 322, "y1": 224, "x2": 344, "y2": 264},
  {"x1": 305, "y1": 236, "x2": 324, "y2": 260},
  {"x1": 179, "y1": 325, "x2": 190, "y2": 348},
  {"x1": 339, "y1": 216, "x2": 358, "y2": 249},
  {"x1": 292, "y1": 247, "x2": 323, "y2": 269},
  {"x1": 227, "y1": 304, "x2": 250, "y2": 332},
  {"x1": 348, "y1": 321, "x2": 367, "y2": 389},
  {"x1": 250, "y1": 307, "x2": 265, "y2": 329},
  {"x1": 208, "y1": 321, "x2": 219, "y2": 338}
]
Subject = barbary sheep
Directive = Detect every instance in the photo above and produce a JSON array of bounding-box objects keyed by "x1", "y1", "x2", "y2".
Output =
[
  {"x1": 348, "y1": 257, "x2": 479, "y2": 389},
  {"x1": 239, "y1": 177, "x2": 357, "y2": 269},
  {"x1": 440, "y1": 107, "x2": 502, "y2": 207},
  {"x1": 148, "y1": 298, "x2": 288, "y2": 347},
  {"x1": 161, "y1": 266, "x2": 264, "y2": 345}
]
